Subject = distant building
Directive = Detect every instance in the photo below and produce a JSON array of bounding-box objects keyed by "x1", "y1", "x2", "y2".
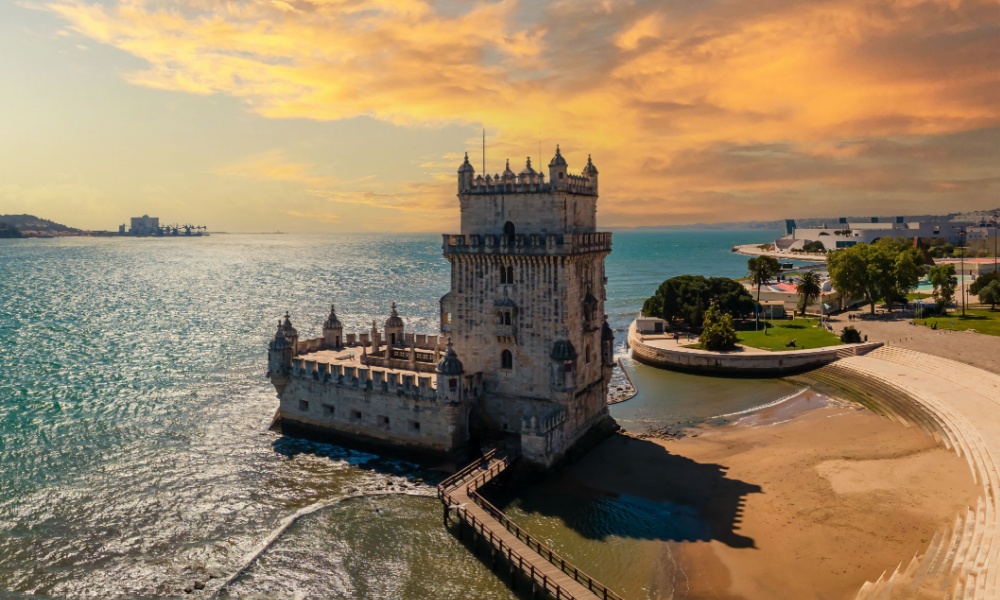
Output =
[
  {"x1": 129, "y1": 215, "x2": 159, "y2": 236},
  {"x1": 267, "y1": 147, "x2": 616, "y2": 467},
  {"x1": 777, "y1": 218, "x2": 974, "y2": 252}
]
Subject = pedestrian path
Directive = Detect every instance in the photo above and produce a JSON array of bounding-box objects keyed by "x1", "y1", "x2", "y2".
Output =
[{"x1": 809, "y1": 346, "x2": 1000, "y2": 599}]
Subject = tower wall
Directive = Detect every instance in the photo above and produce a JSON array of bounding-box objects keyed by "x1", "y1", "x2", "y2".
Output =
[{"x1": 444, "y1": 151, "x2": 613, "y2": 465}]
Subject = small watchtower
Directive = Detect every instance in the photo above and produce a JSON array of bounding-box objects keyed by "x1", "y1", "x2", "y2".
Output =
[
  {"x1": 322, "y1": 304, "x2": 344, "y2": 349},
  {"x1": 384, "y1": 302, "x2": 405, "y2": 346}
]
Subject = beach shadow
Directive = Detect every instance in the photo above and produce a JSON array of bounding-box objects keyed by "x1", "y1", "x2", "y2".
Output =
[{"x1": 487, "y1": 434, "x2": 761, "y2": 549}]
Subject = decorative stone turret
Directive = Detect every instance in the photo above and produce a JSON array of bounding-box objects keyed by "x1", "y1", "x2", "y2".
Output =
[
  {"x1": 601, "y1": 316, "x2": 615, "y2": 366},
  {"x1": 550, "y1": 336, "x2": 577, "y2": 391},
  {"x1": 582, "y1": 154, "x2": 598, "y2": 193},
  {"x1": 458, "y1": 152, "x2": 474, "y2": 192},
  {"x1": 384, "y1": 302, "x2": 405, "y2": 346},
  {"x1": 322, "y1": 304, "x2": 344, "y2": 349},
  {"x1": 267, "y1": 312, "x2": 298, "y2": 394},
  {"x1": 435, "y1": 338, "x2": 465, "y2": 404},
  {"x1": 548, "y1": 144, "x2": 568, "y2": 189}
]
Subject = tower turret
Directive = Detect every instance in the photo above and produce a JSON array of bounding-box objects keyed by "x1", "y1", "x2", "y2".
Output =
[
  {"x1": 267, "y1": 312, "x2": 298, "y2": 395},
  {"x1": 322, "y1": 304, "x2": 344, "y2": 349},
  {"x1": 384, "y1": 302, "x2": 405, "y2": 346},
  {"x1": 582, "y1": 154, "x2": 598, "y2": 193},
  {"x1": 458, "y1": 152, "x2": 474, "y2": 192},
  {"x1": 435, "y1": 338, "x2": 465, "y2": 404},
  {"x1": 548, "y1": 145, "x2": 568, "y2": 190}
]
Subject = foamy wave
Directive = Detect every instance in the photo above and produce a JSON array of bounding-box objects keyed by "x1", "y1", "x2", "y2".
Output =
[{"x1": 709, "y1": 387, "x2": 809, "y2": 419}]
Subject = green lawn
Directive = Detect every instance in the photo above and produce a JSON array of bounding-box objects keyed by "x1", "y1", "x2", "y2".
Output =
[
  {"x1": 736, "y1": 318, "x2": 842, "y2": 351},
  {"x1": 916, "y1": 308, "x2": 1000, "y2": 337}
]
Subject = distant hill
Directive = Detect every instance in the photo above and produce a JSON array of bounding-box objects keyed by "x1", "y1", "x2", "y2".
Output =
[
  {"x1": 0, "y1": 222, "x2": 23, "y2": 238},
  {"x1": 0, "y1": 214, "x2": 81, "y2": 237}
]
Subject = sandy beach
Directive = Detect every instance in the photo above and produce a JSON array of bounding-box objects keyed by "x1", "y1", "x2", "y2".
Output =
[{"x1": 560, "y1": 394, "x2": 979, "y2": 599}]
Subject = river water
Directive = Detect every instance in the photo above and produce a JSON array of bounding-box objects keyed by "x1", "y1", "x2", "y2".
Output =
[{"x1": 0, "y1": 229, "x2": 800, "y2": 599}]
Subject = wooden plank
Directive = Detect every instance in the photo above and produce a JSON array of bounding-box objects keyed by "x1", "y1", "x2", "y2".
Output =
[{"x1": 441, "y1": 455, "x2": 610, "y2": 600}]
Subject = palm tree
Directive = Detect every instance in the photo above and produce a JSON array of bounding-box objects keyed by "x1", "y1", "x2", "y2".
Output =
[
  {"x1": 796, "y1": 271, "x2": 822, "y2": 316},
  {"x1": 748, "y1": 256, "x2": 781, "y2": 329}
]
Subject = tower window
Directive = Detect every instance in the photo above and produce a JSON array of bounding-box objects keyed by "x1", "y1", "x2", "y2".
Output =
[
  {"x1": 500, "y1": 265, "x2": 514, "y2": 284},
  {"x1": 501, "y1": 350, "x2": 513, "y2": 370},
  {"x1": 504, "y1": 221, "x2": 516, "y2": 240}
]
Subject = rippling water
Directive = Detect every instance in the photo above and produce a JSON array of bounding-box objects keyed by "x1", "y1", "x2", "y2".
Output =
[{"x1": 0, "y1": 230, "x2": 789, "y2": 599}]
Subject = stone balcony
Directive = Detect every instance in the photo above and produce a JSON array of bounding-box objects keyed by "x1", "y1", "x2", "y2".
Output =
[{"x1": 442, "y1": 232, "x2": 612, "y2": 256}]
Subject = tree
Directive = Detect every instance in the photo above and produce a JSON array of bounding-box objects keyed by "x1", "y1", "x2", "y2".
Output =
[
  {"x1": 928, "y1": 264, "x2": 957, "y2": 315},
  {"x1": 803, "y1": 240, "x2": 825, "y2": 253},
  {"x1": 970, "y1": 271, "x2": 999, "y2": 296},
  {"x1": 642, "y1": 275, "x2": 755, "y2": 328},
  {"x1": 795, "y1": 271, "x2": 822, "y2": 316},
  {"x1": 977, "y1": 279, "x2": 1000, "y2": 310},
  {"x1": 748, "y1": 256, "x2": 781, "y2": 328},
  {"x1": 700, "y1": 305, "x2": 737, "y2": 351},
  {"x1": 827, "y1": 238, "x2": 923, "y2": 314}
]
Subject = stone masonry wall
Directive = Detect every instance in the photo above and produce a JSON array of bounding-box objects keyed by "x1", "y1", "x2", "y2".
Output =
[{"x1": 279, "y1": 378, "x2": 467, "y2": 455}]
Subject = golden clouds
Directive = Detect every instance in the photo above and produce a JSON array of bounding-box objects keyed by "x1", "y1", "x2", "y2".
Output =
[{"x1": 46, "y1": 0, "x2": 1000, "y2": 227}]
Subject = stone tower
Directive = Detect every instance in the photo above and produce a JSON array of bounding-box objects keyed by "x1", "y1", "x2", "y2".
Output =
[{"x1": 441, "y1": 147, "x2": 614, "y2": 466}]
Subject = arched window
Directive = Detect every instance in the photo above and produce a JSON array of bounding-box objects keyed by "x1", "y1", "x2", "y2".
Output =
[
  {"x1": 501, "y1": 350, "x2": 513, "y2": 370},
  {"x1": 586, "y1": 344, "x2": 591, "y2": 363},
  {"x1": 506, "y1": 266, "x2": 514, "y2": 284},
  {"x1": 504, "y1": 221, "x2": 516, "y2": 240},
  {"x1": 500, "y1": 265, "x2": 508, "y2": 284},
  {"x1": 503, "y1": 311, "x2": 511, "y2": 325}
]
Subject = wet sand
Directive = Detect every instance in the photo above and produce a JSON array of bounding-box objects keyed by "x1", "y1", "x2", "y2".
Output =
[{"x1": 567, "y1": 396, "x2": 980, "y2": 599}]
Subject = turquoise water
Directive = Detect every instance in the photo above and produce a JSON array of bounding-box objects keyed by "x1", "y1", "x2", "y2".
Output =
[{"x1": 0, "y1": 230, "x2": 785, "y2": 598}]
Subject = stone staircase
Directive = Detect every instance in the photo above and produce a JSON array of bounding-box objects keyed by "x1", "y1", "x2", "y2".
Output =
[{"x1": 807, "y1": 347, "x2": 1000, "y2": 599}]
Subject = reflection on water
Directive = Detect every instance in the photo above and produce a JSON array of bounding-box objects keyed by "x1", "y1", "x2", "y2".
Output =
[{"x1": 611, "y1": 355, "x2": 808, "y2": 433}]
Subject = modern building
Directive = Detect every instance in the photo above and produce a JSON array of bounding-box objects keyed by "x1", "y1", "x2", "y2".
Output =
[
  {"x1": 778, "y1": 217, "x2": 973, "y2": 252},
  {"x1": 267, "y1": 147, "x2": 616, "y2": 467}
]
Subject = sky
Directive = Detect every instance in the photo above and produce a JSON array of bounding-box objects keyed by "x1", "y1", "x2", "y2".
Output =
[{"x1": 0, "y1": 0, "x2": 997, "y2": 232}]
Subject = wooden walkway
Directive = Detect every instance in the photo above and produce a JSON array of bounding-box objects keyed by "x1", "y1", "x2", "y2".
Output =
[{"x1": 438, "y1": 451, "x2": 622, "y2": 600}]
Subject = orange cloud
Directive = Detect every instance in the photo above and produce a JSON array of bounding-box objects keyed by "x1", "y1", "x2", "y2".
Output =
[{"x1": 45, "y1": 0, "x2": 1000, "y2": 228}]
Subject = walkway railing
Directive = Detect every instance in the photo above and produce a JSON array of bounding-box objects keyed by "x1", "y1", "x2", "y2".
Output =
[{"x1": 438, "y1": 451, "x2": 623, "y2": 600}]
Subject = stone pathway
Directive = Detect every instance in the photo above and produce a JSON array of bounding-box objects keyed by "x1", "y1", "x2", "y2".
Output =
[
  {"x1": 828, "y1": 308, "x2": 1000, "y2": 373},
  {"x1": 807, "y1": 345, "x2": 1000, "y2": 599}
]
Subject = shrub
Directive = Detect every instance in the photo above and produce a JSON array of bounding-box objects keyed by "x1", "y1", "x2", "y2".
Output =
[
  {"x1": 700, "y1": 305, "x2": 738, "y2": 351},
  {"x1": 839, "y1": 326, "x2": 862, "y2": 344}
]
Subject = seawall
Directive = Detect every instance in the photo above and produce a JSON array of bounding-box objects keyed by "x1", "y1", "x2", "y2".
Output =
[{"x1": 627, "y1": 321, "x2": 882, "y2": 376}]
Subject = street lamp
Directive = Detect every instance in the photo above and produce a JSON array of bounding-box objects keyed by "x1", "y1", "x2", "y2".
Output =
[{"x1": 960, "y1": 228, "x2": 966, "y2": 317}]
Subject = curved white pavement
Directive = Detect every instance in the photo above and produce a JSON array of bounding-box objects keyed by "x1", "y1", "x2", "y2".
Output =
[{"x1": 809, "y1": 345, "x2": 1000, "y2": 599}]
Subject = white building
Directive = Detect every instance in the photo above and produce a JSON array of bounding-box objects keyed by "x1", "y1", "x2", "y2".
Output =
[{"x1": 778, "y1": 218, "x2": 974, "y2": 252}]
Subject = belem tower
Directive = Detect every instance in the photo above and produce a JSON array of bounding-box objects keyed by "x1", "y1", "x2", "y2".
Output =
[{"x1": 267, "y1": 147, "x2": 615, "y2": 467}]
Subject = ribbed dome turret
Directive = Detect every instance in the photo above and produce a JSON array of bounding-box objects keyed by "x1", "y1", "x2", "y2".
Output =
[
  {"x1": 550, "y1": 339, "x2": 577, "y2": 361},
  {"x1": 269, "y1": 320, "x2": 290, "y2": 349},
  {"x1": 502, "y1": 159, "x2": 515, "y2": 180},
  {"x1": 583, "y1": 154, "x2": 598, "y2": 175},
  {"x1": 548, "y1": 145, "x2": 567, "y2": 167},
  {"x1": 384, "y1": 302, "x2": 404, "y2": 329},
  {"x1": 519, "y1": 157, "x2": 536, "y2": 176},
  {"x1": 323, "y1": 304, "x2": 343, "y2": 330},
  {"x1": 281, "y1": 312, "x2": 297, "y2": 338},
  {"x1": 458, "y1": 152, "x2": 474, "y2": 173},
  {"x1": 436, "y1": 339, "x2": 464, "y2": 375}
]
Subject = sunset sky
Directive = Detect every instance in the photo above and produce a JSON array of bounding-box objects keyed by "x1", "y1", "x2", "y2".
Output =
[{"x1": 1, "y1": 0, "x2": 997, "y2": 232}]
